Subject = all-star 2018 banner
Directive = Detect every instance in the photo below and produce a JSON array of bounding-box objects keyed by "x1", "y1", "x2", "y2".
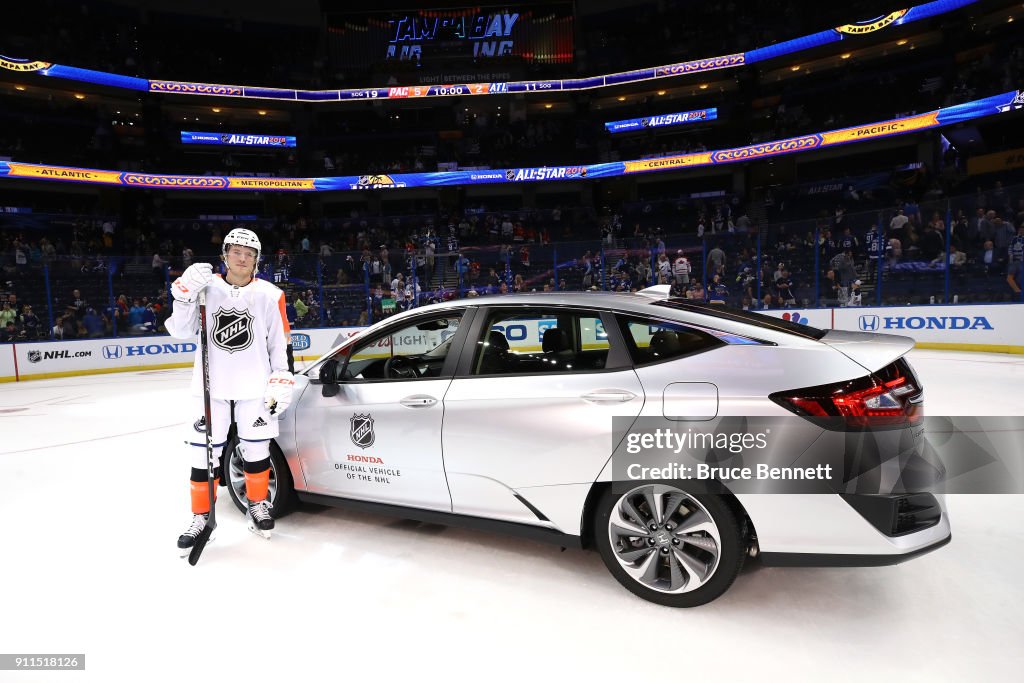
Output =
[{"x1": 0, "y1": 89, "x2": 1019, "y2": 192}]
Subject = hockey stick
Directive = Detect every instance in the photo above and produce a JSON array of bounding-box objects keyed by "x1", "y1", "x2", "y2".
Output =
[{"x1": 188, "y1": 289, "x2": 217, "y2": 566}]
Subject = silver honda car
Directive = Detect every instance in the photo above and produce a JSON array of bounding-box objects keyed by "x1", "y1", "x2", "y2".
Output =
[{"x1": 223, "y1": 289, "x2": 950, "y2": 607}]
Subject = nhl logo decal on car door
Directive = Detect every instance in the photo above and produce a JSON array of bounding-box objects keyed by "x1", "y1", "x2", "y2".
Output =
[
  {"x1": 212, "y1": 308, "x2": 255, "y2": 353},
  {"x1": 350, "y1": 413, "x2": 375, "y2": 449}
]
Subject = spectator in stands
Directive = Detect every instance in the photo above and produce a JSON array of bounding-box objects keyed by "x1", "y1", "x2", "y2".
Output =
[
  {"x1": 838, "y1": 226, "x2": 859, "y2": 254},
  {"x1": 735, "y1": 267, "x2": 755, "y2": 301},
  {"x1": 1008, "y1": 225, "x2": 1024, "y2": 296},
  {"x1": 0, "y1": 302, "x2": 15, "y2": 329},
  {"x1": 920, "y1": 222, "x2": 945, "y2": 263},
  {"x1": 656, "y1": 252, "x2": 671, "y2": 284},
  {"x1": 865, "y1": 224, "x2": 883, "y2": 274},
  {"x1": 831, "y1": 250, "x2": 857, "y2": 288},
  {"x1": 708, "y1": 274, "x2": 728, "y2": 304},
  {"x1": 776, "y1": 270, "x2": 796, "y2": 307},
  {"x1": 293, "y1": 294, "x2": 307, "y2": 325},
  {"x1": 82, "y1": 307, "x2": 103, "y2": 338},
  {"x1": 707, "y1": 242, "x2": 726, "y2": 279},
  {"x1": 846, "y1": 280, "x2": 863, "y2": 307},
  {"x1": 60, "y1": 313, "x2": 77, "y2": 339},
  {"x1": 635, "y1": 257, "x2": 651, "y2": 286},
  {"x1": 0, "y1": 321, "x2": 17, "y2": 343},
  {"x1": 70, "y1": 289, "x2": 87, "y2": 314},
  {"x1": 992, "y1": 215, "x2": 1014, "y2": 267},
  {"x1": 890, "y1": 208, "x2": 909, "y2": 241},
  {"x1": 672, "y1": 250, "x2": 691, "y2": 287},
  {"x1": 822, "y1": 269, "x2": 842, "y2": 306},
  {"x1": 949, "y1": 244, "x2": 967, "y2": 269},
  {"x1": 20, "y1": 305, "x2": 40, "y2": 340},
  {"x1": 152, "y1": 251, "x2": 165, "y2": 279},
  {"x1": 128, "y1": 298, "x2": 146, "y2": 330},
  {"x1": 455, "y1": 253, "x2": 470, "y2": 281},
  {"x1": 887, "y1": 233, "x2": 903, "y2": 268},
  {"x1": 140, "y1": 304, "x2": 156, "y2": 333}
]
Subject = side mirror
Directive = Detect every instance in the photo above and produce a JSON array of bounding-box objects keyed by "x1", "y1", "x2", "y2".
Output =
[{"x1": 319, "y1": 359, "x2": 340, "y2": 397}]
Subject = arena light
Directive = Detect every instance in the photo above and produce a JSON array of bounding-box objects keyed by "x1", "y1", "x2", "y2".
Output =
[
  {"x1": 14, "y1": 85, "x2": 25, "y2": 91},
  {"x1": 257, "y1": 110, "x2": 267, "y2": 116},
  {"x1": 617, "y1": 96, "x2": 626, "y2": 102},
  {"x1": 897, "y1": 39, "x2": 908, "y2": 45},
  {"x1": 544, "y1": 103, "x2": 552, "y2": 109},
  {"x1": 212, "y1": 108, "x2": 221, "y2": 113},
  {"x1": 657, "y1": 90, "x2": 666, "y2": 96},
  {"x1": 841, "y1": 53, "x2": 851, "y2": 59},
  {"x1": 73, "y1": 93, "x2": 85, "y2": 99},
  {"x1": 790, "y1": 65, "x2": 801, "y2": 71},
  {"x1": 699, "y1": 84, "x2": 708, "y2": 89}
]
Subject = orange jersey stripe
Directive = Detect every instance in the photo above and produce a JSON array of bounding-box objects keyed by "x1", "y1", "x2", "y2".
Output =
[{"x1": 278, "y1": 292, "x2": 291, "y2": 335}]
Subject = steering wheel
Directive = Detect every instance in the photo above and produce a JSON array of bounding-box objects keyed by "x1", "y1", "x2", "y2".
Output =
[{"x1": 384, "y1": 356, "x2": 419, "y2": 379}]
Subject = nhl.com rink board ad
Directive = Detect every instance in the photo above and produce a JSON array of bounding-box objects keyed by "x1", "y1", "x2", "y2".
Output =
[{"x1": 1, "y1": 303, "x2": 1021, "y2": 382}]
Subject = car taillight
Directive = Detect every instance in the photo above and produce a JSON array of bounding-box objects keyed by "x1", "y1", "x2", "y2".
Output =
[{"x1": 771, "y1": 359, "x2": 923, "y2": 429}]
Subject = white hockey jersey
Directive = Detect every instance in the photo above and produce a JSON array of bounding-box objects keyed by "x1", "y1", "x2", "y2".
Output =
[{"x1": 166, "y1": 275, "x2": 290, "y2": 400}]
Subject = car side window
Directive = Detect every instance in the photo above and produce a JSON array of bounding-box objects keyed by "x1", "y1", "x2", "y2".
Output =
[
  {"x1": 472, "y1": 310, "x2": 611, "y2": 376},
  {"x1": 619, "y1": 317, "x2": 723, "y2": 366},
  {"x1": 341, "y1": 314, "x2": 462, "y2": 381}
]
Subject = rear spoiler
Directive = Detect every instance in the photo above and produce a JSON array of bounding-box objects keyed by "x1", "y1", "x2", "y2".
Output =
[{"x1": 819, "y1": 330, "x2": 915, "y2": 373}]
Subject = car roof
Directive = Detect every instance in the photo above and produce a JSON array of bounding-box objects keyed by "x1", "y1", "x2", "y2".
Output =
[{"x1": 394, "y1": 292, "x2": 825, "y2": 345}]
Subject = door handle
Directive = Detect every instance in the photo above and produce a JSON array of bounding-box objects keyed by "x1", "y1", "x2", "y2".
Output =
[
  {"x1": 400, "y1": 395, "x2": 437, "y2": 408},
  {"x1": 581, "y1": 390, "x2": 637, "y2": 404}
]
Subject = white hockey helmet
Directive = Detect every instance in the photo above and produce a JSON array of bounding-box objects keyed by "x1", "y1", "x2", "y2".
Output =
[{"x1": 222, "y1": 228, "x2": 262, "y2": 266}]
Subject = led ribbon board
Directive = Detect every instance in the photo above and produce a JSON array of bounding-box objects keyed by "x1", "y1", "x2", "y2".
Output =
[
  {"x1": 0, "y1": 0, "x2": 977, "y2": 103},
  {"x1": 0, "y1": 89, "x2": 1016, "y2": 191},
  {"x1": 180, "y1": 132, "x2": 297, "y2": 147},
  {"x1": 605, "y1": 109, "x2": 718, "y2": 134}
]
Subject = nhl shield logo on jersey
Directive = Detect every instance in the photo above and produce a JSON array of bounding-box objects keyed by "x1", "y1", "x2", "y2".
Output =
[
  {"x1": 350, "y1": 413, "x2": 375, "y2": 449},
  {"x1": 212, "y1": 307, "x2": 255, "y2": 353}
]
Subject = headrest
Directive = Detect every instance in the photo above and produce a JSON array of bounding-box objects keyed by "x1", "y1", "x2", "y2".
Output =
[
  {"x1": 487, "y1": 331, "x2": 509, "y2": 352},
  {"x1": 650, "y1": 330, "x2": 682, "y2": 356},
  {"x1": 542, "y1": 327, "x2": 569, "y2": 353}
]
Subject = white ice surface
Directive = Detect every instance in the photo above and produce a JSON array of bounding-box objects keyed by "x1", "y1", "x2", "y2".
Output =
[{"x1": 0, "y1": 350, "x2": 1021, "y2": 681}]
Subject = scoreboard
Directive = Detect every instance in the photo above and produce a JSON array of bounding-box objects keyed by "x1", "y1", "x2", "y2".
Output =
[{"x1": 327, "y1": 3, "x2": 574, "y2": 73}]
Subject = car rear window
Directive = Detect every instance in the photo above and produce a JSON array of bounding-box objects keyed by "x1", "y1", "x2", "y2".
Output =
[{"x1": 651, "y1": 300, "x2": 828, "y2": 340}]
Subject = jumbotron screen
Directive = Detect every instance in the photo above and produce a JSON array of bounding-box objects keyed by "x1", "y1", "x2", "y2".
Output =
[{"x1": 327, "y1": 3, "x2": 574, "y2": 76}]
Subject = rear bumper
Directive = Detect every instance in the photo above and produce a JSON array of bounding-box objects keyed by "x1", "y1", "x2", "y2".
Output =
[{"x1": 759, "y1": 531, "x2": 951, "y2": 566}]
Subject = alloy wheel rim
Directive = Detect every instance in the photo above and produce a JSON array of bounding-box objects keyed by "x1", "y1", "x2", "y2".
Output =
[{"x1": 608, "y1": 484, "x2": 722, "y2": 594}]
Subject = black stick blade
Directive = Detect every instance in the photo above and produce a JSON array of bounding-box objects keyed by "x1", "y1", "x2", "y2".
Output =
[{"x1": 187, "y1": 522, "x2": 216, "y2": 566}]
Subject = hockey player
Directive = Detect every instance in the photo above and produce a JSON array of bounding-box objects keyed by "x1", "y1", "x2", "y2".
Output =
[{"x1": 167, "y1": 228, "x2": 295, "y2": 555}]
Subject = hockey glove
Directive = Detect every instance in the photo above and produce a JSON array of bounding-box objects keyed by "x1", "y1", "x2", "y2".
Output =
[
  {"x1": 172, "y1": 263, "x2": 214, "y2": 304},
  {"x1": 264, "y1": 370, "x2": 296, "y2": 416}
]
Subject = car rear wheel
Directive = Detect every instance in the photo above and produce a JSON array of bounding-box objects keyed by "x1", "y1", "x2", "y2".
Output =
[
  {"x1": 222, "y1": 436, "x2": 296, "y2": 518},
  {"x1": 594, "y1": 483, "x2": 744, "y2": 607}
]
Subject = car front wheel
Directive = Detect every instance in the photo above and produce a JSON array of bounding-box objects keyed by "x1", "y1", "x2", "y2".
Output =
[
  {"x1": 594, "y1": 483, "x2": 744, "y2": 607},
  {"x1": 222, "y1": 436, "x2": 296, "y2": 518}
]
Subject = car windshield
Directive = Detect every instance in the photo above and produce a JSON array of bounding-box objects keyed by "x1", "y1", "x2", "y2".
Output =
[{"x1": 651, "y1": 300, "x2": 828, "y2": 340}]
